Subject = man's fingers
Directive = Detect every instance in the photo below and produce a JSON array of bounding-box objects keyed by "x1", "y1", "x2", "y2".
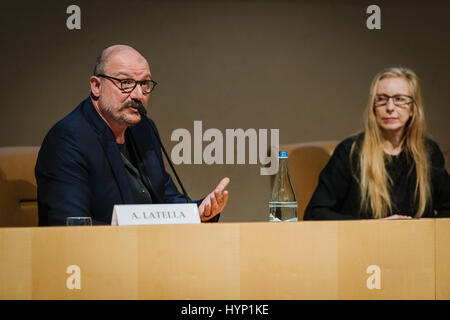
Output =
[
  {"x1": 210, "y1": 194, "x2": 219, "y2": 213},
  {"x1": 203, "y1": 203, "x2": 211, "y2": 218},
  {"x1": 222, "y1": 190, "x2": 229, "y2": 207},
  {"x1": 216, "y1": 177, "x2": 230, "y2": 192},
  {"x1": 214, "y1": 190, "x2": 223, "y2": 204},
  {"x1": 201, "y1": 178, "x2": 230, "y2": 221}
]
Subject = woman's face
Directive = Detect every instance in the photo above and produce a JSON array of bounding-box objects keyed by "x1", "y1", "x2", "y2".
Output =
[{"x1": 374, "y1": 77, "x2": 414, "y2": 137}]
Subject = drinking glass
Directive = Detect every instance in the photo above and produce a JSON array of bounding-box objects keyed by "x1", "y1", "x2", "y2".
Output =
[{"x1": 66, "y1": 217, "x2": 93, "y2": 226}]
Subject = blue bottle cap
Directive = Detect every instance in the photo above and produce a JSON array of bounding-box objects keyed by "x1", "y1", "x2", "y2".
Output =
[{"x1": 279, "y1": 151, "x2": 288, "y2": 158}]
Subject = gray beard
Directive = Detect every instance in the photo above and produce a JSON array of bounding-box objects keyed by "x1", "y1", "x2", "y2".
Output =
[{"x1": 103, "y1": 100, "x2": 141, "y2": 127}]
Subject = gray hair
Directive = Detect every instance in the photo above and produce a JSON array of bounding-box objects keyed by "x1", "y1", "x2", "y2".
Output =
[{"x1": 93, "y1": 53, "x2": 104, "y2": 76}]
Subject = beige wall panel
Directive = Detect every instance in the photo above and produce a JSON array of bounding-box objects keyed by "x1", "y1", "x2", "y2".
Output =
[
  {"x1": 338, "y1": 219, "x2": 435, "y2": 300},
  {"x1": 137, "y1": 223, "x2": 240, "y2": 299},
  {"x1": 436, "y1": 218, "x2": 450, "y2": 300},
  {"x1": 0, "y1": 228, "x2": 32, "y2": 299},
  {"x1": 240, "y1": 221, "x2": 339, "y2": 299},
  {"x1": 31, "y1": 226, "x2": 138, "y2": 299}
]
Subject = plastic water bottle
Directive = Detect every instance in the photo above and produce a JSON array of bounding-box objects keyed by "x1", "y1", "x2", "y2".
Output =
[{"x1": 269, "y1": 151, "x2": 298, "y2": 222}]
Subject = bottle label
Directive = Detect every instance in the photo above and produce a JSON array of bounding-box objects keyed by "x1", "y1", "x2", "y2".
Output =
[{"x1": 269, "y1": 202, "x2": 297, "y2": 208}]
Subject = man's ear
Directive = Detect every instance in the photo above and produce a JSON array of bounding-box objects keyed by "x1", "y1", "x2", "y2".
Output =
[{"x1": 90, "y1": 76, "x2": 101, "y2": 98}]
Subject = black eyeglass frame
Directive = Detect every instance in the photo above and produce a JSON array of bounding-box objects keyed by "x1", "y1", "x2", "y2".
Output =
[
  {"x1": 374, "y1": 94, "x2": 414, "y2": 107},
  {"x1": 96, "y1": 74, "x2": 158, "y2": 94}
]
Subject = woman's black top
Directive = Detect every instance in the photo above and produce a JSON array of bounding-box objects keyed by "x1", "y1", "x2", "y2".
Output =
[{"x1": 304, "y1": 134, "x2": 450, "y2": 220}]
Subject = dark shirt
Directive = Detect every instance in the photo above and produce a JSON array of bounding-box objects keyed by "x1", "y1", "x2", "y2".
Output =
[
  {"x1": 117, "y1": 131, "x2": 153, "y2": 204},
  {"x1": 304, "y1": 135, "x2": 450, "y2": 220}
]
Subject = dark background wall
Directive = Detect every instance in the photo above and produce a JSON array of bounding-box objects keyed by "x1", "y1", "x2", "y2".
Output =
[{"x1": 1, "y1": 0, "x2": 449, "y2": 222}]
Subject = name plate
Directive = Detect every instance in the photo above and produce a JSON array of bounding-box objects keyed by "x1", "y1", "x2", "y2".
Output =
[{"x1": 111, "y1": 203, "x2": 200, "y2": 226}]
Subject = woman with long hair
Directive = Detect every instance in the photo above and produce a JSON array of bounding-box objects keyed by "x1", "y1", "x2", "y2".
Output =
[{"x1": 304, "y1": 67, "x2": 450, "y2": 220}]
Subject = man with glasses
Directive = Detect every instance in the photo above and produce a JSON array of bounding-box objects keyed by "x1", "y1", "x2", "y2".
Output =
[{"x1": 35, "y1": 44, "x2": 230, "y2": 226}]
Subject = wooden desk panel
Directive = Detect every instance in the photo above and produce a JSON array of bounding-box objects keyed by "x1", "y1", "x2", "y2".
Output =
[
  {"x1": 337, "y1": 219, "x2": 435, "y2": 300},
  {"x1": 0, "y1": 228, "x2": 32, "y2": 299},
  {"x1": 0, "y1": 219, "x2": 448, "y2": 299},
  {"x1": 240, "y1": 221, "x2": 338, "y2": 299},
  {"x1": 31, "y1": 226, "x2": 138, "y2": 299},
  {"x1": 436, "y1": 219, "x2": 450, "y2": 300},
  {"x1": 137, "y1": 223, "x2": 240, "y2": 299}
]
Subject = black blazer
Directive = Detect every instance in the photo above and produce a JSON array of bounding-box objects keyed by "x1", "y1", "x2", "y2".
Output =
[{"x1": 35, "y1": 97, "x2": 204, "y2": 225}]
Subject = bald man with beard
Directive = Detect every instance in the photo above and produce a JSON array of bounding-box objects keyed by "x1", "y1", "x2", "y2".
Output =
[{"x1": 35, "y1": 45, "x2": 229, "y2": 226}]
